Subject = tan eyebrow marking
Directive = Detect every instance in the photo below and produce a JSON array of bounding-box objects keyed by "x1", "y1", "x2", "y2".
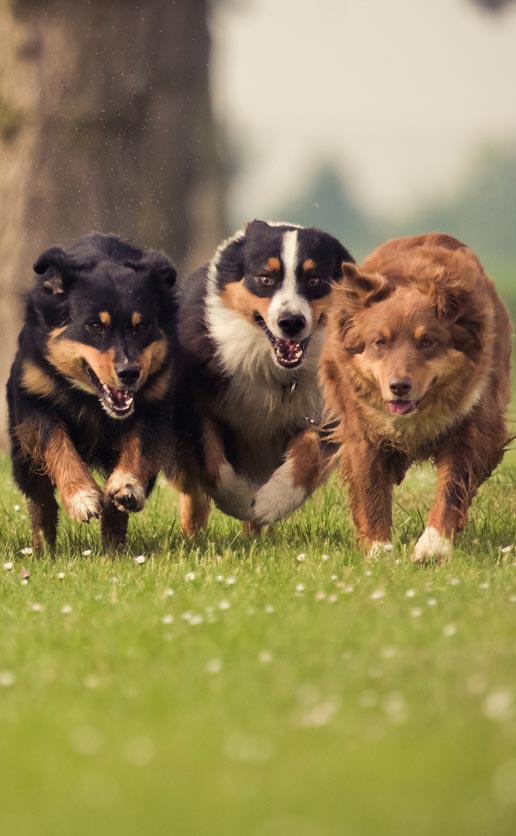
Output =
[
  {"x1": 99, "y1": 311, "x2": 111, "y2": 326},
  {"x1": 414, "y1": 325, "x2": 427, "y2": 340},
  {"x1": 303, "y1": 258, "x2": 316, "y2": 272},
  {"x1": 266, "y1": 257, "x2": 281, "y2": 272},
  {"x1": 131, "y1": 312, "x2": 142, "y2": 327}
]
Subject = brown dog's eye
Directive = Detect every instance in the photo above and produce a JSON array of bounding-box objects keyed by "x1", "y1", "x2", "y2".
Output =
[
  {"x1": 419, "y1": 336, "x2": 436, "y2": 349},
  {"x1": 257, "y1": 275, "x2": 275, "y2": 287},
  {"x1": 374, "y1": 337, "x2": 386, "y2": 348}
]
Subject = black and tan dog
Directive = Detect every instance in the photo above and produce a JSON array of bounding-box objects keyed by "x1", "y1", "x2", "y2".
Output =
[
  {"x1": 170, "y1": 220, "x2": 353, "y2": 534},
  {"x1": 7, "y1": 233, "x2": 177, "y2": 550}
]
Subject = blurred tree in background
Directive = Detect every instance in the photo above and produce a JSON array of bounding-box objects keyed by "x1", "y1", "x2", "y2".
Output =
[
  {"x1": 0, "y1": 0, "x2": 225, "y2": 442},
  {"x1": 471, "y1": 0, "x2": 516, "y2": 10}
]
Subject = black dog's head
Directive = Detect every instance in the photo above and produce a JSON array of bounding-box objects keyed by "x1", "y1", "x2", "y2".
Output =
[
  {"x1": 30, "y1": 234, "x2": 176, "y2": 419},
  {"x1": 207, "y1": 220, "x2": 354, "y2": 371}
]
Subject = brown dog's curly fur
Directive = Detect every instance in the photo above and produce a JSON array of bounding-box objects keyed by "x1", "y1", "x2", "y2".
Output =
[{"x1": 321, "y1": 234, "x2": 512, "y2": 562}]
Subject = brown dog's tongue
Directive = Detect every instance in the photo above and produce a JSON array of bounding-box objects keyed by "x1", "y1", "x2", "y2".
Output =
[{"x1": 388, "y1": 401, "x2": 416, "y2": 415}]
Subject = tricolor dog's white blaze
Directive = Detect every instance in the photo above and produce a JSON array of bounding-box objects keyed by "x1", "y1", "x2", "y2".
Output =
[{"x1": 267, "y1": 230, "x2": 312, "y2": 341}]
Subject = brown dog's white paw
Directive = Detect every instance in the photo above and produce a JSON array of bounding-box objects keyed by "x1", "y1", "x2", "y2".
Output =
[
  {"x1": 412, "y1": 527, "x2": 452, "y2": 564},
  {"x1": 105, "y1": 471, "x2": 146, "y2": 513},
  {"x1": 64, "y1": 486, "x2": 104, "y2": 522}
]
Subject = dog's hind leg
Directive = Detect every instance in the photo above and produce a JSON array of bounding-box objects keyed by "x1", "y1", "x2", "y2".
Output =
[
  {"x1": 101, "y1": 502, "x2": 129, "y2": 551},
  {"x1": 28, "y1": 476, "x2": 58, "y2": 552},
  {"x1": 180, "y1": 490, "x2": 211, "y2": 536}
]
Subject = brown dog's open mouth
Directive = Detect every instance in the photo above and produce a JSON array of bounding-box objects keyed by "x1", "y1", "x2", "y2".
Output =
[
  {"x1": 85, "y1": 363, "x2": 135, "y2": 419},
  {"x1": 254, "y1": 314, "x2": 310, "y2": 369},
  {"x1": 387, "y1": 381, "x2": 435, "y2": 416}
]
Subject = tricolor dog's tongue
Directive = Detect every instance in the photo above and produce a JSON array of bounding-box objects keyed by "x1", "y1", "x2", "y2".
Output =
[
  {"x1": 388, "y1": 400, "x2": 417, "y2": 415},
  {"x1": 274, "y1": 338, "x2": 304, "y2": 366}
]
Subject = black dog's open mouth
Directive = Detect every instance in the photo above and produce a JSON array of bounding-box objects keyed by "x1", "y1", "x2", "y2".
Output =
[
  {"x1": 254, "y1": 314, "x2": 311, "y2": 369},
  {"x1": 85, "y1": 364, "x2": 135, "y2": 419}
]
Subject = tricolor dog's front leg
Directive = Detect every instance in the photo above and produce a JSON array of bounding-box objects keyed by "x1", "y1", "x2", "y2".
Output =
[{"x1": 252, "y1": 429, "x2": 329, "y2": 525}]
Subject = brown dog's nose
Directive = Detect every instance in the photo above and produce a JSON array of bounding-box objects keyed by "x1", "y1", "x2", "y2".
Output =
[{"x1": 389, "y1": 377, "x2": 412, "y2": 398}]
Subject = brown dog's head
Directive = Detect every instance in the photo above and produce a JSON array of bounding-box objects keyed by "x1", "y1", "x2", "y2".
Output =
[{"x1": 332, "y1": 242, "x2": 489, "y2": 419}]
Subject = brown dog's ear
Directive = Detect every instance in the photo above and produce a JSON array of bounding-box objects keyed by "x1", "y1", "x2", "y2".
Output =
[
  {"x1": 434, "y1": 280, "x2": 484, "y2": 357},
  {"x1": 338, "y1": 262, "x2": 392, "y2": 309}
]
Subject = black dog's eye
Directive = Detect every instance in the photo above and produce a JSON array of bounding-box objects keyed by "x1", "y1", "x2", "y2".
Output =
[
  {"x1": 133, "y1": 320, "x2": 152, "y2": 333},
  {"x1": 307, "y1": 277, "x2": 321, "y2": 288},
  {"x1": 86, "y1": 319, "x2": 105, "y2": 333},
  {"x1": 257, "y1": 274, "x2": 276, "y2": 287}
]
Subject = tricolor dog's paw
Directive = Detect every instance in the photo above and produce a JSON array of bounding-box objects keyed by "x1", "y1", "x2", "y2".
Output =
[
  {"x1": 105, "y1": 471, "x2": 146, "y2": 513},
  {"x1": 211, "y1": 463, "x2": 259, "y2": 520},
  {"x1": 64, "y1": 485, "x2": 104, "y2": 522},
  {"x1": 412, "y1": 527, "x2": 453, "y2": 564},
  {"x1": 251, "y1": 466, "x2": 307, "y2": 525}
]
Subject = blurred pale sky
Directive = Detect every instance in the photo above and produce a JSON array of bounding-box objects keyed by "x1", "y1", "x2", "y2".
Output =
[{"x1": 211, "y1": 0, "x2": 516, "y2": 220}]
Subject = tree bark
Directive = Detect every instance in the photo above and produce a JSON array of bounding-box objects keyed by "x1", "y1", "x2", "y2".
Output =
[{"x1": 0, "y1": 0, "x2": 225, "y2": 445}]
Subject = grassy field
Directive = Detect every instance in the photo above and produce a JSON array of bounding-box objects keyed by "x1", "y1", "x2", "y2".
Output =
[{"x1": 1, "y1": 445, "x2": 516, "y2": 836}]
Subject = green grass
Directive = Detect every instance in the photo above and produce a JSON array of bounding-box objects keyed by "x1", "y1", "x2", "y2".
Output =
[{"x1": 1, "y1": 446, "x2": 516, "y2": 836}]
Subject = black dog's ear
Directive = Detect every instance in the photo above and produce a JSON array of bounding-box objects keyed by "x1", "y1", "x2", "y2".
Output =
[
  {"x1": 132, "y1": 250, "x2": 176, "y2": 289},
  {"x1": 33, "y1": 246, "x2": 74, "y2": 296}
]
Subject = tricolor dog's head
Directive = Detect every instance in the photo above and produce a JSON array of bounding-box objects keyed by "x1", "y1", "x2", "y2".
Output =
[
  {"x1": 32, "y1": 234, "x2": 176, "y2": 419},
  {"x1": 206, "y1": 220, "x2": 353, "y2": 373}
]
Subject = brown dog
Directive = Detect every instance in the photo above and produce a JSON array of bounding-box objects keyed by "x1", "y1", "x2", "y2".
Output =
[{"x1": 321, "y1": 234, "x2": 512, "y2": 562}]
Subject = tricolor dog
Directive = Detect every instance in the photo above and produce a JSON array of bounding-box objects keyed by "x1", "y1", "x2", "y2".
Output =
[
  {"x1": 8, "y1": 234, "x2": 177, "y2": 550},
  {"x1": 170, "y1": 219, "x2": 353, "y2": 533}
]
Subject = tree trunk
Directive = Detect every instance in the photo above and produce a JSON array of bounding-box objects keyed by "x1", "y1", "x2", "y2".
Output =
[{"x1": 0, "y1": 0, "x2": 225, "y2": 445}]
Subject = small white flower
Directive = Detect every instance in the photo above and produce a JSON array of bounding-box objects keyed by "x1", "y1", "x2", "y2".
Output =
[
  {"x1": 410, "y1": 607, "x2": 422, "y2": 618},
  {"x1": 383, "y1": 543, "x2": 393, "y2": 552},
  {"x1": 509, "y1": 595, "x2": 516, "y2": 603},
  {"x1": 82, "y1": 549, "x2": 92, "y2": 557},
  {"x1": 342, "y1": 585, "x2": 354, "y2": 594},
  {"x1": 219, "y1": 600, "x2": 231, "y2": 611},
  {"x1": 0, "y1": 671, "x2": 15, "y2": 687},
  {"x1": 365, "y1": 569, "x2": 373, "y2": 576},
  {"x1": 189, "y1": 614, "x2": 203, "y2": 626},
  {"x1": 331, "y1": 574, "x2": 338, "y2": 581},
  {"x1": 443, "y1": 623, "x2": 456, "y2": 637},
  {"x1": 225, "y1": 576, "x2": 236, "y2": 586},
  {"x1": 57, "y1": 572, "x2": 66, "y2": 580},
  {"x1": 134, "y1": 555, "x2": 146, "y2": 565},
  {"x1": 327, "y1": 593, "x2": 338, "y2": 604},
  {"x1": 20, "y1": 547, "x2": 33, "y2": 555},
  {"x1": 31, "y1": 603, "x2": 43, "y2": 613},
  {"x1": 61, "y1": 604, "x2": 73, "y2": 615},
  {"x1": 427, "y1": 598, "x2": 437, "y2": 606},
  {"x1": 405, "y1": 589, "x2": 416, "y2": 598},
  {"x1": 205, "y1": 659, "x2": 222, "y2": 674},
  {"x1": 181, "y1": 611, "x2": 193, "y2": 621},
  {"x1": 185, "y1": 572, "x2": 196, "y2": 581},
  {"x1": 479, "y1": 582, "x2": 490, "y2": 589},
  {"x1": 264, "y1": 604, "x2": 275, "y2": 614},
  {"x1": 482, "y1": 689, "x2": 513, "y2": 722},
  {"x1": 370, "y1": 589, "x2": 385, "y2": 601},
  {"x1": 380, "y1": 646, "x2": 397, "y2": 660},
  {"x1": 299, "y1": 700, "x2": 338, "y2": 728},
  {"x1": 216, "y1": 575, "x2": 224, "y2": 582},
  {"x1": 295, "y1": 583, "x2": 305, "y2": 593},
  {"x1": 14, "y1": 504, "x2": 20, "y2": 512},
  {"x1": 321, "y1": 554, "x2": 329, "y2": 562},
  {"x1": 21, "y1": 579, "x2": 29, "y2": 586},
  {"x1": 3, "y1": 562, "x2": 13, "y2": 571},
  {"x1": 449, "y1": 578, "x2": 460, "y2": 586},
  {"x1": 162, "y1": 614, "x2": 174, "y2": 625},
  {"x1": 315, "y1": 591, "x2": 326, "y2": 601},
  {"x1": 258, "y1": 650, "x2": 273, "y2": 664},
  {"x1": 296, "y1": 553, "x2": 306, "y2": 562},
  {"x1": 383, "y1": 691, "x2": 409, "y2": 724},
  {"x1": 163, "y1": 588, "x2": 174, "y2": 598}
]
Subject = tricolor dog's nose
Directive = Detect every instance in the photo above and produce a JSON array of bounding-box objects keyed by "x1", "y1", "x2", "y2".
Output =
[
  {"x1": 117, "y1": 365, "x2": 140, "y2": 387},
  {"x1": 278, "y1": 313, "x2": 306, "y2": 338},
  {"x1": 389, "y1": 377, "x2": 412, "y2": 398}
]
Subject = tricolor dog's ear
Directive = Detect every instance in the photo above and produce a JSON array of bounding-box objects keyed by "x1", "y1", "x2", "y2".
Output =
[
  {"x1": 214, "y1": 234, "x2": 245, "y2": 286},
  {"x1": 331, "y1": 243, "x2": 355, "y2": 282},
  {"x1": 33, "y1": 246, "x2": 75, "y2": 296}
]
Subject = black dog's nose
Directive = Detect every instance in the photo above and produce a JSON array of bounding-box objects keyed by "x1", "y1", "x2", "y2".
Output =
[
  {"x1": 389, "y1": 377, "x2": 412, "y2": 398},
  {"x1": 117, "y1": 365, "x2": 140, "y2": 387},
  {"x1": 278, "y1": 313, "x2": 306, "y2": 338}
]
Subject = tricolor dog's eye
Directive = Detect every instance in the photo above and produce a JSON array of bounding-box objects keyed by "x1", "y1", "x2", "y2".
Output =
[
  {"x1": 86, "y1": 319, "x2": 105, "y2": 333},
  {"x1": 307, "y1": 277, "x2": 321, "y2": 288},
  {"x1": 257, "y1": 274, "x2": 276, "y2": 287}
]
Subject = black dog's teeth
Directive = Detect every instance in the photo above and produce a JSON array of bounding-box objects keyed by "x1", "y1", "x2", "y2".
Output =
[
  {"x1": 84, "y1": 362, "x2": 134, "y2": 418},
  {"x1": 254, "y1": 314, "x2": 310, "y2": 369}
]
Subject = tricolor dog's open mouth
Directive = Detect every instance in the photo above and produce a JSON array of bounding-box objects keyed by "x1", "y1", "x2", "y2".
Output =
[
  {"x1": 254, "y1": 314, "x2": 311, "y2": 369},
  {"x1": 85, "y1": 363, "x2": 135, "y2": 419}
]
